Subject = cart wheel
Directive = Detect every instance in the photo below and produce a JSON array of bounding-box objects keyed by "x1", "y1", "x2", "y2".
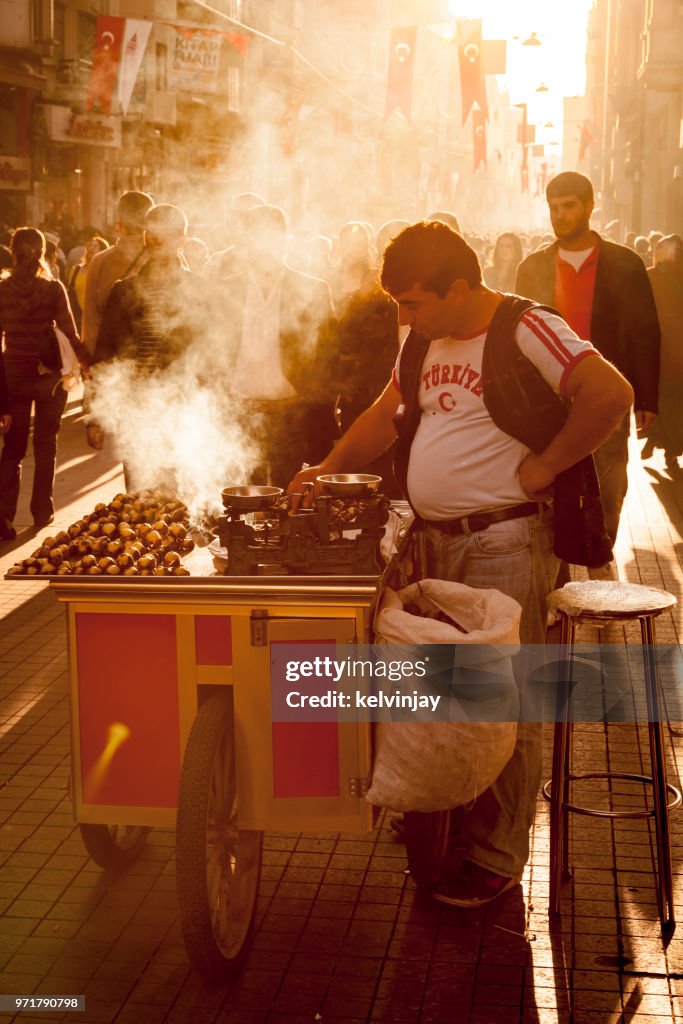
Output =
[
  {"x1": 176, "y1": 692, "x2": 262, "y2": 983},
  {"x1": 79, "y1": 823, "x2": 151, "y2": 870},
  {"x1": 404, "y1": 810, "x2": 451, "y2": 889}
]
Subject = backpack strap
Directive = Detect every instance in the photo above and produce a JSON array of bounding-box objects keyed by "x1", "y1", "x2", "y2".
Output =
[{"x1": 481, "y1": 295, "x2": 569, "y2": 453}]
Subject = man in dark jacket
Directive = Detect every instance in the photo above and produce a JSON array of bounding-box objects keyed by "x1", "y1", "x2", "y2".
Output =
[{"x1": 516, "y1": 172, "x2": 660, "y2": 573}]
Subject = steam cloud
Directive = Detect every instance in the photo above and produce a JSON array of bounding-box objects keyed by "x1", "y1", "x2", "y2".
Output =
[{"x1": 88, "y1": 354, "x2": 260, "y2": 524}]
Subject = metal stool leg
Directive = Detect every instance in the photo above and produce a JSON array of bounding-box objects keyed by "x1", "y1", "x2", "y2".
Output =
[
  {"x1": 549, "y1": 615, "x2": 575, "y2": 918},
  {"x1": 641, "y1": 614, "x2": 675, "y2": 930}
]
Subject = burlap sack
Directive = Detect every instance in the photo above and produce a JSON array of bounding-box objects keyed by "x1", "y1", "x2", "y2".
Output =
[{"x1": 366, "y1": 580, "x2": 521, "y2": 812}]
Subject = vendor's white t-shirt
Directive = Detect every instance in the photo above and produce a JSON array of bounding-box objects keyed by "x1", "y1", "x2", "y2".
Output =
[{"x1": 394, "y1": 308, "x2": 597, "y2": 520}]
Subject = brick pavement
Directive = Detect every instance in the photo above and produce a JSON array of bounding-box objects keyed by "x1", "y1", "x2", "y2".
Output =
[{"x1": 1, "y1": 400, "x2": 683, "y2": 1023}]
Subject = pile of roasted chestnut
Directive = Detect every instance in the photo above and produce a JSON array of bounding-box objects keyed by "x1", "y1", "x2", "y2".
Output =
[{"x1": 7, "y1": 491, "x2": 194, "y2": 577}]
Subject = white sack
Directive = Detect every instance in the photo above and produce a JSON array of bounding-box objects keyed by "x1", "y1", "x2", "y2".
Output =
[{"x1": 366, "y1": 579, "x2": 521, "y2": 812}]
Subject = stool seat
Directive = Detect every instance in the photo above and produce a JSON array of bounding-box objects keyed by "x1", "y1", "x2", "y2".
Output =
[
  {"x1": 546, "y1": 580, "x2": 679, "y2": 933},
  {"x1": 547, "y1": 580, "x2": 677, "y2": 620}
]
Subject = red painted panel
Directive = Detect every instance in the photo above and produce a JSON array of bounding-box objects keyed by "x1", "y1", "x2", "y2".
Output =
[
  {"x1": 270, "y1": 639, "x2": 340, "y2": 799},
  {"x1": 195, "y1": 615, "x2": 232, "y2": 666},
  {"x1": 76, "y1": 613, "x2": 180, "y2": 807},
  {"x1": 272, "y1": 722, "x2": 340, "y2": 798}
]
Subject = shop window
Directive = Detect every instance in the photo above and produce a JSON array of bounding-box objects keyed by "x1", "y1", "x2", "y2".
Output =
[{"x1": 77, "y1": 11, "x2": 96, "y2": 65}]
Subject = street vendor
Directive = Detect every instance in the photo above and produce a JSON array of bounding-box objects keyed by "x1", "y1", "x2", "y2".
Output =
[{"x1": 287, "y1": 221, "x2": 633, "y2": 909}]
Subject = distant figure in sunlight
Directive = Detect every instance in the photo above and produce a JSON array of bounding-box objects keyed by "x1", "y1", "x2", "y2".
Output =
[
  {"x1": 484, "y1": 232, "x2": 524, "y2": 293},
  {"x1": 0, "y1": 227, "x2": 89, "y2": 538},
  {"x1": 329, "y1": 221, "x2": 377, "y2": 307},
  {"x1": 203, "y1": 191, "x2": 265, "y2": 280},
  {"x1": 183, "y1": 236, "x2": 210, "y2": 275},
  {"x1": 217, "y1": 203, "x2": 338, "y2": 486},
  {"x1": 87, "y1": 204, "x2": 214, "y2": 487},
  {"x1": 645, "y1": 235, "x2": 683, "y2": 473},
  {"x1": 66, "y1": 235, "x2": 109, "y2": 333}
]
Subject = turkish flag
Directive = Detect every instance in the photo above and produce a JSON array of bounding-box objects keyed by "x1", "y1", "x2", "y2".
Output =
[
  {"x1": 457, "y1": 19, "x2": 487, "y2": 125},
  {"x1": 385, "y1": 26, "x2": 417, "y2": 120},
  {"x1": 473, "y1": 106, "x2": 487, "y2": 171},
  {"x1": 85, "y1": 15, "x2": 125, "y2": 114}
]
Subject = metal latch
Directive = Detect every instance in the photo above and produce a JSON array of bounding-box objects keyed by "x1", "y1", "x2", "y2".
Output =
[
  {"x1": 250, "y1": 609, "x2": 268, "y2": 647},
  {"x1": 349, "y1": 777, "x2": 369, "y2": 798}
]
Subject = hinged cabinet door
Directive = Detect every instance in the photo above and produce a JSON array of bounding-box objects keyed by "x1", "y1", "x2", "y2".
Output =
[{"x1": 231, "y1": 616, "x2": 374, "y2": 833}]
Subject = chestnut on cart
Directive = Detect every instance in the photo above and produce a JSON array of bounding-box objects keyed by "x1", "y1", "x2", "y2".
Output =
[{"x1": 6, "y1": 481, "x2": 450, "y2": 984}]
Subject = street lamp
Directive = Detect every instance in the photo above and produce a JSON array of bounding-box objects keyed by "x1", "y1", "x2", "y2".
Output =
[{"x1": 522, "y1": 32, "x2": 542, "y2": 46}]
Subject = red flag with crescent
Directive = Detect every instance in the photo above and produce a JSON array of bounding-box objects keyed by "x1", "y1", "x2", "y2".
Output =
[
  {"x1": 385, "y1": 26, "x2": 418, "y2": 120},
  {"x1": 458, "y1": 19, "x2": 487, "y2": 125},
  {"x1": 85, "y1": 15, "x2": 125, "y2": 114}
]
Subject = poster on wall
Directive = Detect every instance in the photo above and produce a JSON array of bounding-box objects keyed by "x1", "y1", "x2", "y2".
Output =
[{"x1": 169, "y1": 24, "x2": 248, "y2": 94}]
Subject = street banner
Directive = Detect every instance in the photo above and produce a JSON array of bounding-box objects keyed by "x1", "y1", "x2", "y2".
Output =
[
  {"x1": 457, "y1": 19, "x2": 487, "y2": 124},
  {"x1": 384, "y1": 26, "x2": 417, "y2": 120},
  {"x1": 118, "y1": 19, "x2": 152, "y2": 114},
  {"x1": 473, "y1": 105, "x2": 487, "y2": 171},
  {"x1": 169, "y1": 25, "x2": 248, "y2": 94},
  {"x1": 85, "y1": 15, "x2": 125, "y2": 114}
]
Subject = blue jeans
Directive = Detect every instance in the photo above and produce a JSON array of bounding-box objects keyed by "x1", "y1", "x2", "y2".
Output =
[
  {"x1": 424, "y1": 507, "x2": 558, "y2": 877},
  {"x1": 0, "y1": 373, "x2": 68, "y2": 524}
]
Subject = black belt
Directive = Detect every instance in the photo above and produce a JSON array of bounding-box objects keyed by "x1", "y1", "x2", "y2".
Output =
[{"x1": 423, "y1": 501, "x2": 545, "y2": 537}]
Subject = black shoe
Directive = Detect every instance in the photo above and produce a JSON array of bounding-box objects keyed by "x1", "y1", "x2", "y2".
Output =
[
  {"x1": 33, "y1": 513, "x2": 55, "y2": 529},
  {"x1": 432, "y1": 860, "x2": 521, "y2": 909},
  {"x1": 0, "y1": 518, "x2": 17, "y2": 541}
]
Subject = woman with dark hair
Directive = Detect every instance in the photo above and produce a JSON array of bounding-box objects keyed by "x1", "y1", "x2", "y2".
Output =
[
  {"x1": 484, "y1": 232, "x2": 524, "y2": 293},
  {"x1": 0, "y1": 227, "x2": 89, "y2": 539}
]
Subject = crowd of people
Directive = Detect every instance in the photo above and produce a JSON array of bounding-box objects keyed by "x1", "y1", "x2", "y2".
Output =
[{"x1": 0, "y1": 172, "x2": 682, "y2": 909}]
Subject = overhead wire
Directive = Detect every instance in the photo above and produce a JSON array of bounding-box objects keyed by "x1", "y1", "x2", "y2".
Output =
[{"x1": 187, "y1": 0, "x2": 384, "y2": 118}]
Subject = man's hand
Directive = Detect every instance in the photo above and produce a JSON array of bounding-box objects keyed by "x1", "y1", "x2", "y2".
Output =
[
  {"x1": 86, "y1": 424, "x2": 105, "y2": 450},
  {"x1": 635, "y1": 410, "x2": 657, "y2": 432},
  {"x1": 517, "y1": 452, "x2": 556, "y2": 501},
  {"x1": 0, "y1": 414, "x2": 11, "y2": 435},
  {"x1": 286, "y1": 464, "x2": 323, "y2": 512}
]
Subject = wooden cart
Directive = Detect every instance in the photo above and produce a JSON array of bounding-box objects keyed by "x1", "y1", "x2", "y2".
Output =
[{"x1": 50, "y1": 573, "x2": 383, "y2": 981}]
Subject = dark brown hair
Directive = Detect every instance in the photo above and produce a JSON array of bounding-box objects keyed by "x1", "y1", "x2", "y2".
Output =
[
  {"x1": 546, "y1": 171, "x2": 594, "y2": 204},
  {"x1": 381, "y1": 221, "x2": 481, "y2": 298},
  {"x1": 10, "y1": 227, "x2": 48, "y2": 285}
]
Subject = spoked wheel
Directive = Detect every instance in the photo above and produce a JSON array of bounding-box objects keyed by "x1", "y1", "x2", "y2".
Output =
[
  {"x1": 79, "y1": 823, "x2": 151, "y2": 870},
  {"x1": 176, "y1": 692, "x2": 262, "y2": 983},
  {"x1": 404, "y1": 810, "x2": 451, "y2": 888}
]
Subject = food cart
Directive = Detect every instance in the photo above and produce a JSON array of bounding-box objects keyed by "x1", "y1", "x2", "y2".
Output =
[{"x1": 9, "y1": 482, "x2": 447, "y2": 982}]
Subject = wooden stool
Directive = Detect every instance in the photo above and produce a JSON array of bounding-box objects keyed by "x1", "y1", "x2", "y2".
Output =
[{"x1": 544, "y1": 580, "x2": 680, "y2": 931}]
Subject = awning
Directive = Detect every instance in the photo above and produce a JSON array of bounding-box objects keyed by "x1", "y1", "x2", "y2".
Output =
[{"x1": 0, "y1": 51, "x2": 46, "y2": 90}]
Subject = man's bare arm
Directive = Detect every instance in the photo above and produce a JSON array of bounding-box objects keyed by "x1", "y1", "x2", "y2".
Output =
[
  {"x1": 287, "y1": 382, "x2": 400, "y2": 497},
  {"x1": 518, "y1": 355, "x2": 634, "y2": 500}
]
